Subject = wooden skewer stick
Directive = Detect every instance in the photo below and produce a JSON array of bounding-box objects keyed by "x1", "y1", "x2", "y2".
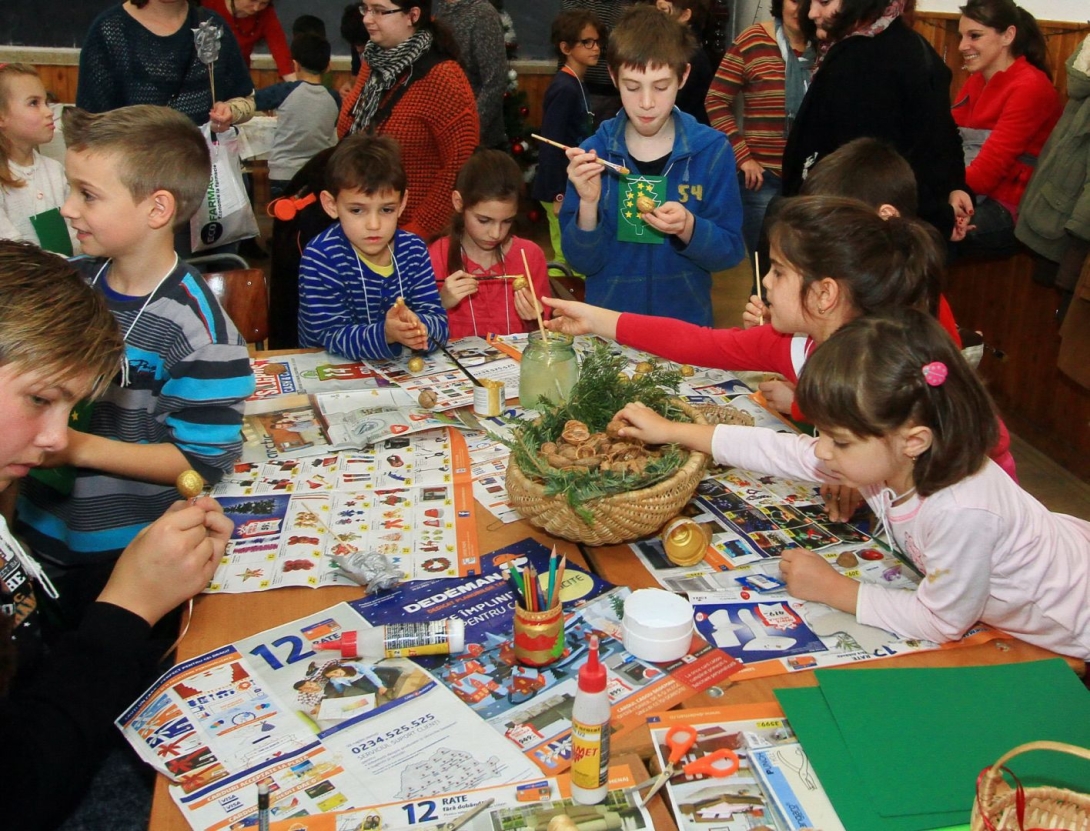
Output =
[
  {"x1": 531, "y1": 133, "x2": 630, "y2": 176},
  {"x1": 754, "y1": 252, "x2": 766, "y2": 324},
  {"x1": 520, "y1": 248, "x2": 549, "y2": 343}
]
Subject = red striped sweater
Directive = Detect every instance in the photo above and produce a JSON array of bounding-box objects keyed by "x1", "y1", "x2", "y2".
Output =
[{"x1": 706, "y1": 23, "x2": 787, "y2": 175}]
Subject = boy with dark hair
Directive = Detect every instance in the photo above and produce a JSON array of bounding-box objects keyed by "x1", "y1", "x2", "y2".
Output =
[
  {"x1": 560, "y1": 4, "x2": 745, "y2": 326},
  {"x1": 0, "y1": 240, "x2": 233, "y2": 829},
  {"x1": 531, "y1": 8, "x2": 603, "y2": 267},
  {"x1": 16, "y1": 105, "x2": 253, "y2": 620},
  {"x1": 255, "y1": 34, "x2": 341, "y2": 196},
  {"x1": 292, "y1": 13, "x2": 327, "y2": 37},
  {"x1": 800, "y1": 136, "x2": 918, "y2": 218},
  {"x1": 297, "y1": 134, "x2": 448, "y2": 360}
]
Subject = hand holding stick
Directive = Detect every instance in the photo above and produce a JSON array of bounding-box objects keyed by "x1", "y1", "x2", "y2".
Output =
[
  {"x1": 516, "y1": 250, "x2": 548, "y2": 343},
  {"x1": 532, "y1": 134, "x2": 630, "y2": 176}
]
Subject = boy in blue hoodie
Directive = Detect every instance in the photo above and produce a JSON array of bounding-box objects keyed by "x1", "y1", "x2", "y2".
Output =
[{"x1": 559, "y1": 4, "x2": 744, "y2": 326}]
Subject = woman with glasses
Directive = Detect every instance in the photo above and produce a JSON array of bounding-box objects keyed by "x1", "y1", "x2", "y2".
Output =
[
  {"x1": 337, "y1": 0, "x2": 478, "y2": 242},
  {"x1": 201, "y1": 0, "x2": 297, "y2": 81}
]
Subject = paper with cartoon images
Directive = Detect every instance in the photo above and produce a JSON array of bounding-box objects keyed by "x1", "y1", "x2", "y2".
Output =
[
  {"x1": 118, "y1": 603, "x2": 539, "y2": 831},
  {"x1": 207, "y1": 428, "x2": 479, "y2": 592}
]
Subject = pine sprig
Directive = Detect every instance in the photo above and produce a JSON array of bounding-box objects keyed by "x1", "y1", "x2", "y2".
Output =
[{"x1": 504, "y1": 343, "x2": 692, "y2": 522}]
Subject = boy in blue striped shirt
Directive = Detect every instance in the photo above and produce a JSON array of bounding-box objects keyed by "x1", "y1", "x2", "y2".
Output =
[
  {"x1": 16, "y1": 106, "x2": 254, "y2": 622},
  {"x1": 298, "y1": 134, "x2": 449, "y2": 361}
]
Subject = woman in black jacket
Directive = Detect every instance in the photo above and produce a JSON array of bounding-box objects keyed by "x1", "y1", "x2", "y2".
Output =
[{"x1": 782, "y1": 0, "x2": 969, "y2": 241}]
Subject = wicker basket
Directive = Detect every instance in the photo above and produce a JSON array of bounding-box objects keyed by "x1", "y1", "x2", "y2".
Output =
[
  {"x1": 971, "y1": 741, "x2": 1090, "y2": 831},
  {"x1": 505, "y1": 403, "x2": 708, "y2": 545}
]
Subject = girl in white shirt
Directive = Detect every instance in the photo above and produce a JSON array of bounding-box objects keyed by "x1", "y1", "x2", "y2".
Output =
[
  {"x1": 616, "y1": 309, "x2": 1090, "y2": 660},
  {"x1": 0, "y1": 64, "x2": 78, "y2": 254}
]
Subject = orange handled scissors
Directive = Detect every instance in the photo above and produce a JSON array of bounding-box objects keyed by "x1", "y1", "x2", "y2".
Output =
[
  {"x1": 683, "y1": 748, "x2": 740, "y2": 779},
  {"x1": 636, "y1": 725, "x2": 698, "y2": 805}
]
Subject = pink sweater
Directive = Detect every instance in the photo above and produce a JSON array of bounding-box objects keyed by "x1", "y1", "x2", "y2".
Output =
[
  {"x1": 952, "y1": 56, "x2": 1061, "y2": 213},
  {"x1": 711, "y1": 424, "x2": 1090, "y2": 659}
]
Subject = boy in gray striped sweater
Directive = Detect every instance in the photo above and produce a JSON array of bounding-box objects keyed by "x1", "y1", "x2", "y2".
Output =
[
  {"x1": 16, "y1": 106, "x2": 254, "y2": 623},
  {"x1": 298, "y1": 134, "x2": 449, "y2": 361}
]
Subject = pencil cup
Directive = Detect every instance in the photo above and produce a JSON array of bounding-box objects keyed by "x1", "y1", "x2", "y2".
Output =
[{"x1": 512, "y1": 604, "x2": 564, "y2": 667}]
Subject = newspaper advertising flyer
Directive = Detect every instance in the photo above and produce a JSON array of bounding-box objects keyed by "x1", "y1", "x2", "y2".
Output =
[
  {"x1": 264, "y1": 764, "x2": 652, "y2": 830},
  {"x1": 118, "y1": 604, "x2": 540, "y2": 831},
  {"x1": 249, "y1": 352, "x2": 394, "y2": 402},
  {"x1": 645, "y1": 704, "x2": 845, "y2": 831},
  {"x1": 352, "y1": 539, "x2": 744, "y2": 776},
  {"x1": 207, "y1": 428, "x2": 479, "y2": 591}
]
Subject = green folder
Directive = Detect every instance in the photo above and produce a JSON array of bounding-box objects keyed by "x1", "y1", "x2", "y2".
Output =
[
  {"x1": 29, "y1": 207, "x2": 73, "y2": 256},
  {"x1": 778, "y1": 686, "x2": 968, "y2": 831},
  {"x1": 778, "y1": 660, "x2": 1090, "y2": 831}
]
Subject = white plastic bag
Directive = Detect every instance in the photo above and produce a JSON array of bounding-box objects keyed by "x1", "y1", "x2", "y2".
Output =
[{"x1": 190, "y1": 124, "x2": 259, "y2": 251}]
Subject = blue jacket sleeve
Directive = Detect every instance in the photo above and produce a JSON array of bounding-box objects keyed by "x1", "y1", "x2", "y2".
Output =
[
  {"x1": 558, "y1": 134, "x2": 612, "y2": 277},
  {"x1": 402, "y1": 235, "x2": 450, "y2": 349},
  {"x1": 255, "y1": 81, "x2": 297, "y2": 112}
]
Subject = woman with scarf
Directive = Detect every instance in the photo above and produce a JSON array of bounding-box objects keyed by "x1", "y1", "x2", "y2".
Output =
[
  {"x1": 705, "y1": 0, "x2": 816, "y2": 254},
  {"x1": 336, "y1": 0, "x2": 479, "y2": 241},
  {"x1": 781, "y1": 0, "x2": 968, "y2": 241}
]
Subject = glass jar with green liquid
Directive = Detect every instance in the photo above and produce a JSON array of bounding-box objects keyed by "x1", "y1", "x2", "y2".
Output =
[{"x1": 519, "y1": 331, "x2": 579, "y2": 409}]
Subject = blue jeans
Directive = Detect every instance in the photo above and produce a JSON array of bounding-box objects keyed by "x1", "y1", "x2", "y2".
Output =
[{"x1": 738, "y1": 170, "x2": 781, "y2": 256}]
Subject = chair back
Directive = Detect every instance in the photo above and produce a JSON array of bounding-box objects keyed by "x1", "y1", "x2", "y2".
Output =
[{"x1": 202, "y1": 268, "x2": 269, "y2": 348}]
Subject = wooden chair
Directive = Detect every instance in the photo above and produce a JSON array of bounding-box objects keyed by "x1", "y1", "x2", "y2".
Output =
[
  {"x1": 547, "y1": 261, "x2": 585, "y2": 303},
  {"x1": 202, "y1": 268, "x2": 270, "y2": 349}
]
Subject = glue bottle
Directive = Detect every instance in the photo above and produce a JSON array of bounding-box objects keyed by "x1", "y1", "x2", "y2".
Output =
[
  {"x1": 570, "y1": 635, "x2": 610, "y2": 804},
  {"x1": 315, "y1": 619, "x2": 465, "y2": 660}
]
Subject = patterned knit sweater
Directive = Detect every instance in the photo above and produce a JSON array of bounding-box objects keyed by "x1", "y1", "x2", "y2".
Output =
[
  {"x1": 298, "y1": 225, "x2": 449, "y2": 360},
  {"x1": 337, "y1": 53, "x2": 479, "y2": 242},
  {"x1": 436, "y1": 0, "x2": 509, "y2": 148},
  {"x1": 77, "y1": 3, "x2": 254, "y2": 125},
  {"x1": 201, "y1": 0, "x2": 293, "y2": 77},
  {"x1": 705, "y1": 23, "x2": 787, "y2": 175},
  {"x1": 17, "y1": 258, "x2": 254, "y2": 565}
]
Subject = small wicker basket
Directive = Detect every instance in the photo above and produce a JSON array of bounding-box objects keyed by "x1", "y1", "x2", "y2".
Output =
[
  {"x1": 971, "y1": 740, "x2": 1090, "y2": 831},
  {"x1": 505, "y1": 403, "x2": 708, "y2": 545}
]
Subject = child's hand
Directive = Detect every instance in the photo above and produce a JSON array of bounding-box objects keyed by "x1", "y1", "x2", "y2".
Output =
[
  {"x1": 757, "y1": 378, "x2": 796, "y2": 415},
  {"x1": 780, "y1": 548, "x2": 860, "y2": 613},
  {"x1": 614, "y1": 401, "x2": 683, "y2": 446},
  {"x1": 565, "y1": 146, "x2": 603, "y2": 204},
  {"x1": 97, "y1": 499, "x2": 232, "y2": 626},
  {"x1": 820, "y1": 485, "x2": 865, "y2": 523},
  {"x1": 440, "y1": 270, "x2": 478, "y2": 310},
  {"x1": 541, "y1": 297, "x2": 620, "y2": 339},
  {"x1": 740, "y1": 160, "x2": 765, "y2": 190},
  {"x1": 513, "y1": 285, "x2": 540, "y2": 321},
  {"x1": 643, "y1": 201, "x2": 695, "y2": 244},
  {"x1": 385, "y1": 303, "x2": 428, "y2": 351},
  {"x1": 742, "y1": 295, "x2": 768, "y2": 329},
  {"x1": 208, "y1": 102, "x2": 235, "y2": 133}
]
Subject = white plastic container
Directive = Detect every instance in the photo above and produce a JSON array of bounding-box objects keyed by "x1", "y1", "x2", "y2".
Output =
[
  {"x1": 622, "y1": 589, "x2": 694, "y2": 663},
  {"x1": 570, "y1": 635, "x2": 611, "y2": 805}
]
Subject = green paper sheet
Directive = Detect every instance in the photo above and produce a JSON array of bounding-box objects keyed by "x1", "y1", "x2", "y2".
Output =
[
  {"x1": 778, "y1": 686, "x2": 968, "y2": 831},
  {"x1": 814, "y1": 659, "x2": 1090, "y2": 817}
]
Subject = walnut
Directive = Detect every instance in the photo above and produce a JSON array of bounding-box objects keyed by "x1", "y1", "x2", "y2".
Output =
[
  {"x1": 560, "y1": 419, "x2": 591, "y2": 445},
  {"x1": 636, "y1": 194, "x2": 656, "y2": 214},
  {"x1": 417, "y1": 389, "x2": 438, "y2": 409},
  {"x1": 407, "y1": 356, "x2": 425, "y2": 373},
  {"x1": 512, "y1": 276, "x2": 529, "y2": 292}
]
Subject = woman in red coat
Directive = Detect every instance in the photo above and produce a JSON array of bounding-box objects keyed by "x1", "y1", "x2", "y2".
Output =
[{"x1": 952, "y1": 0, "x2": 1061, "y2": 256}]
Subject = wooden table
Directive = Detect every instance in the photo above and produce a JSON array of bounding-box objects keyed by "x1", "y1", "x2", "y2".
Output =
[{"x1": 148, "y1": 357, "x2": 1084, "y2": 829}]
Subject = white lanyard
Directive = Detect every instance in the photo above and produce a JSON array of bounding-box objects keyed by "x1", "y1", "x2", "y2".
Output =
[{"x1": 91, "y1": 255, "x2": 180, "y2": 386}]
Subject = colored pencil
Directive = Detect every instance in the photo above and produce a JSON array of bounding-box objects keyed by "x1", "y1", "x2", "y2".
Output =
[
  {"x1": 552, "y1": 556, "x2": 567, "y2": 609},
  {"x1": 509, "y1": 565, "x2": 527, "y2": 609},
  {"x1": 546, "y1": 546, "x2": 558, "y2": 610}
]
